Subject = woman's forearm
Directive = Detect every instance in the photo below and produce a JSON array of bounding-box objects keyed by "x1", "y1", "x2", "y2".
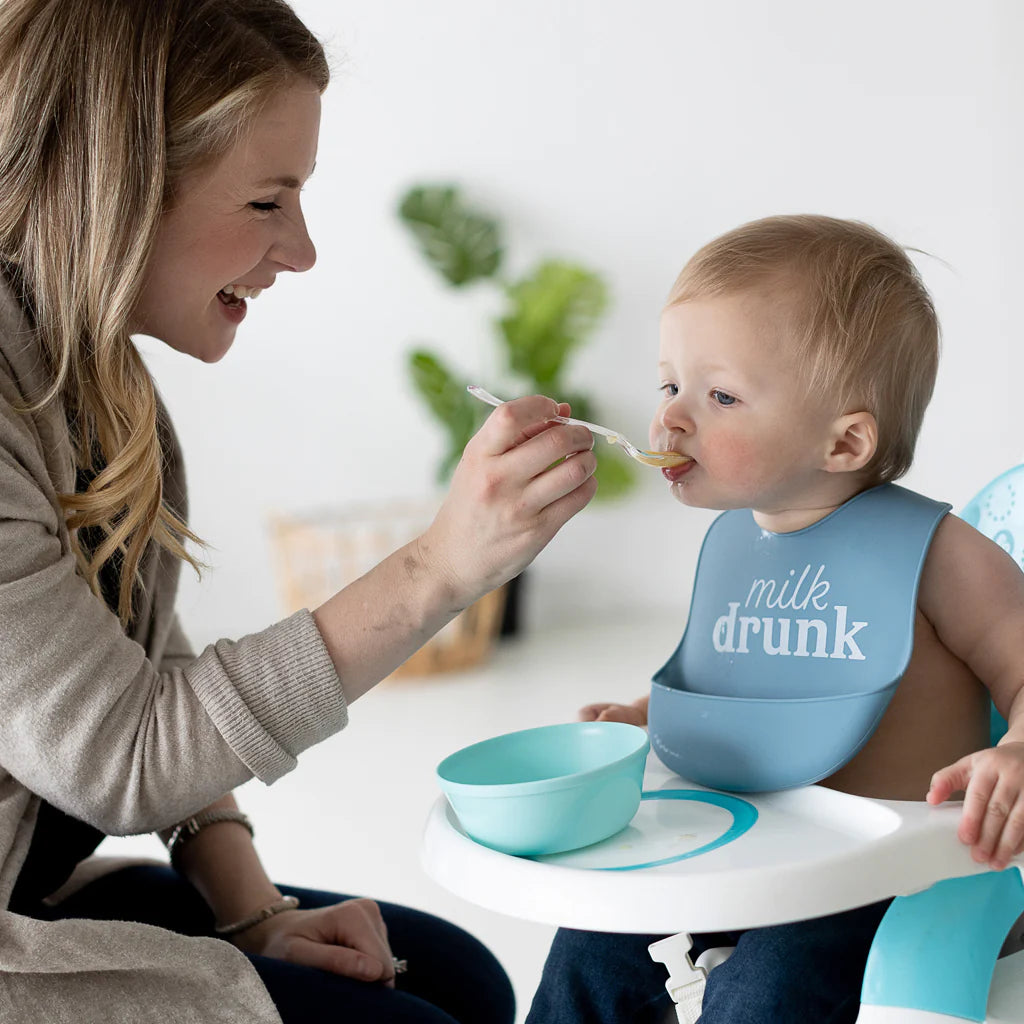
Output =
[
  {"x1": 159, "y1": 794, "x2": 281, "y2": 927},
  {"x1": 312, "y1": 536, "x2": 467, "y2": 705}
]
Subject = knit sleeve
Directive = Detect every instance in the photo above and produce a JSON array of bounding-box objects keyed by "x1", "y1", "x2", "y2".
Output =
[
  {"x1": 157, "y1": 613, "x2": 196, "y2": 673},
  {"x1": 0, "y1": 370, "x2": 347, "y2": 836}
]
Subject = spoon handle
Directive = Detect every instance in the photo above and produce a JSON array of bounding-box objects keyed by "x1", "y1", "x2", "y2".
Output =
[
  {"x1": 466, "y1": 385, "x2": 504, "y2": 408},
  {"x1": 467, "y1": 385, "x2": 619, "y2": 440},
  {"x1": 548, "y1": 414, "x2": 618, "y2": 441}
]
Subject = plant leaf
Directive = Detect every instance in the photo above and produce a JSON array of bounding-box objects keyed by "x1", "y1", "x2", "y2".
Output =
[
  {"x1": 498, "y1": 261, "x2": 608, "y2": 389},
  {"x1": 398, "y1": 185, "x2": 503, "y2": 287},
  {"x1": 407, "y1": 349, "x2": 483, "y2": 481}
]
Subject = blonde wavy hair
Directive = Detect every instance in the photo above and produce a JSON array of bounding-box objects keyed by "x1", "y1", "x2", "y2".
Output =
[
  {"x1": 668, "y1": 215, "x2": 939, "y2": 484},
  {"x1": 0, "y1": 0, "x2": 329, "y2": 624}
]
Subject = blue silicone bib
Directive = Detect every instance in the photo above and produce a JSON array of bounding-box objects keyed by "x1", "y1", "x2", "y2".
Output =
[{"x1": 650, "y1": 485, "x2": 950, "y2": 791}]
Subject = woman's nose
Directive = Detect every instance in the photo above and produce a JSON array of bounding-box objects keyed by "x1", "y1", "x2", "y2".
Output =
[{"x1": 272, "y1": 212, "x2": 317, "y2": 273}]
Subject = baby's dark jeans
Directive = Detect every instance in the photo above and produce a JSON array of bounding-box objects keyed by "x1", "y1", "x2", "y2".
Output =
[{"x1": 525, "y1": 898, "x2": 892, "y2": 1024}]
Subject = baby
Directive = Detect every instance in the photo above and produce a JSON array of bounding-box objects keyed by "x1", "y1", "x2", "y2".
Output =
[{"x1": 527, "y1": 214, "x2": 1024, "y2": 1024}]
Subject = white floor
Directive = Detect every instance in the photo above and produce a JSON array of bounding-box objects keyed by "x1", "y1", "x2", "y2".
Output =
[{"x1": 105, "y1": 614, "x2": 684, "y2": 1022}]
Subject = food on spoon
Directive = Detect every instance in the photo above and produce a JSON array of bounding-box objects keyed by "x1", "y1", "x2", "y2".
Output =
[{"x1": 604, "y1": 436, "x2": 691, "y2": 468}]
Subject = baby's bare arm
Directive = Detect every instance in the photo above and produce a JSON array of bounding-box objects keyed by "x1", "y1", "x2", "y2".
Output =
[
  {"x1": 918, "y1": 516, "x2": 1024, "y2": 716},
  {"x1": 919, "y1": 514, "x2": 1024, "y2": 869}
]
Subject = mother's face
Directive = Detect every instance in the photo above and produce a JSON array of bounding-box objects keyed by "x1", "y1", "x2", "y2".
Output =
[{"x1": 133, "y1": 83, "x2": 321, "y2": 363}]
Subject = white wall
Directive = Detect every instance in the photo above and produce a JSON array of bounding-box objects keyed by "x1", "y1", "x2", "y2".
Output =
[{"x1": 142, "y1": 0, "x2": 1024, "y2": 652}]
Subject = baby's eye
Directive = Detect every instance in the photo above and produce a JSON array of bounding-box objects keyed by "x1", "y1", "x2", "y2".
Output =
[
  {"x1": 711, "y1": 389, "x2": 737, "y2": 406},
  {"x1": 658, "y1": 382, "x2": 678, "y2": 398},
  {"x1": 249, "y1": 201, "x2": 281, "y2": 213}
]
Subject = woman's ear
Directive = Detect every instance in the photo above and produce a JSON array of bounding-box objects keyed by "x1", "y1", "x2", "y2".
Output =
[{"x1": 824, "y1": 411, "x2": 877, "y2": 474}]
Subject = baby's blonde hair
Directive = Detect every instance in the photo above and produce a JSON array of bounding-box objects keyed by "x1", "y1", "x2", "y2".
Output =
[
  {"x1": 0, "y1": 0, "x2": 329, "y2": 624},
  {"x1": 667, "y1": 215, "x2": 939, "y2": 483}
]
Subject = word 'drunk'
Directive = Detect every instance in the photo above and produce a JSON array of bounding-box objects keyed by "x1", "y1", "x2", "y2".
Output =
[{"x1": 712, "y1": 602, "x2": 867, "y2": 660}]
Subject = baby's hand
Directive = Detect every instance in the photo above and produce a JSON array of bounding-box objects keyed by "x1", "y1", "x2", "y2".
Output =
[
  {"x1": 927, "y1": 741, "x2": 1024, "y2": 871},
  {"x1": 578, "y1": 696, "x2": 649, "y2": 728}
]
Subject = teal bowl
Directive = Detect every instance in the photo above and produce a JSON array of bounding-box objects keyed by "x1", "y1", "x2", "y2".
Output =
[{"x1": 437, "y1": 722, "x2": 650, "y2": 856}]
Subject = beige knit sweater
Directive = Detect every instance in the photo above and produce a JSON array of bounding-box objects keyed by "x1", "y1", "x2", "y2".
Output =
[{"x1": 0, "y1": 278, "x2": 348, "y2": 1021}]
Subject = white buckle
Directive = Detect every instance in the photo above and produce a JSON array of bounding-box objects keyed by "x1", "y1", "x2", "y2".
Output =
[{"x1": 649, "y1": 933, "x2": 707, "y2": 1024}]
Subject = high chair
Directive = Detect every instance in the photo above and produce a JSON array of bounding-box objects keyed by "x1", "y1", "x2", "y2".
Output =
[{"x1": 422, "y1": 465, "x2": 1024, "y2": 1023}]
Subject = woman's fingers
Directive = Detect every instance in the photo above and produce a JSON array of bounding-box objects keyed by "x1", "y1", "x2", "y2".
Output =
[
  {"x1": 472, "y1": 398, "x2": 595, "y2": 477},
  {"x1": 471, "y1": 396, "x2": 566, "y2": 456},
  {"x1": 424, "y1": 395, "x2": 598, "y2": 601},
  {"x1": 287, "y1": 934, "x2": 395, "y2": 987},
  {"x1": 477, "y1": 419, "x2": 596, "y2": 500},
  {"x1": 454, "y1": 399, "x2": 596, "y2": 524},
  {"x1": 315, "y1": 898, "x2": 394, "y2": 981},
  {"x1": 238, "y1": 898, "x2": 398, "y2": 987}
]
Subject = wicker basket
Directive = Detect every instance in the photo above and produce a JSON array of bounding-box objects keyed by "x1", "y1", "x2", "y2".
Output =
[{"x1": 269, "y1": 499, "x2": 507, "y2": 677}]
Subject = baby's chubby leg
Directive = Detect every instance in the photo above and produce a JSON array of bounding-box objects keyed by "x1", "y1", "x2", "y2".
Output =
[{"x1": 699, "y1": 899, "x2": 891, "y2": 1024}]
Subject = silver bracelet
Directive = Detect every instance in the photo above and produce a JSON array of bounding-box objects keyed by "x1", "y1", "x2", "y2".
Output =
[
  {"x1": 215, "y1": 895, "x2": 300, "y2": 936},
  {"x1": 166, "y1": 809, "x2": 254, "y2": 868}
]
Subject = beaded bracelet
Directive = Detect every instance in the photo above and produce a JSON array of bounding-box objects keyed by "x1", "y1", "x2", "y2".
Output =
[
  {"x1": 215, "y1": 895, "x2": 300, "y2": 936},
  {"x1": 166, "y1": 808, "x2": 254, "y2": 868}
]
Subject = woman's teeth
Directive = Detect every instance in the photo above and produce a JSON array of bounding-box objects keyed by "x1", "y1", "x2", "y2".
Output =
[{"x1": 219, "y1": 284, "x2": 262, "y2": 302}]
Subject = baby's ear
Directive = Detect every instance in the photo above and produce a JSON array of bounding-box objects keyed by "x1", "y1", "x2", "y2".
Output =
[{"x1": 824, "y1": 411, "x2": 877, "y2": 474}]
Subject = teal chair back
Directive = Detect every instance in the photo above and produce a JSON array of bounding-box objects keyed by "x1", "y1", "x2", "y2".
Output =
[{"x1": 958, "y1": 463, "x2": 1024, "y2": 744}]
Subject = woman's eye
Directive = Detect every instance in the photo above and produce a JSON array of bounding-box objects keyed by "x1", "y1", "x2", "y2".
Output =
[
  {"x1": 249, "y1": 201, "x2": 281, "y2": 212},
  {"x1": 711, "y1": 389, "x2": 737, "y2": 406},
  {"x1": 658, "y1": 382, "x2": 678, "y2": 398}
]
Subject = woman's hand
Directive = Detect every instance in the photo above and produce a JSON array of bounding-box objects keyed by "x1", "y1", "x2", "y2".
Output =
[
  {"x1": 230, "y1": 897, "x2": 398, "y2": 987},
  {"x1": 312, "y1": 395, "x2": 596, "y2": 702},
  {"x1": 420, "y1": 396, "x2": 598, "y2": 606},
  {"x1": 927, "y1": 741, "x2": 1024, "y2": 871}
]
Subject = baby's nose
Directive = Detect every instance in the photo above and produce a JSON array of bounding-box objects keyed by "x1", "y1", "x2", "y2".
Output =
[{"x1": 659, "y1": 398, "x2": 693, "y2": 434}]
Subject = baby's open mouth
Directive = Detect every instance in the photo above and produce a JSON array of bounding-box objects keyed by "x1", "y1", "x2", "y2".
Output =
[{"x1": 662, "y1": 457, "x2": 696, "y2": 481}]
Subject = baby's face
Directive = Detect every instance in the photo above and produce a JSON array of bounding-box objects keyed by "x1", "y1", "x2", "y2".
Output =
[{"x1": 650, "y1": 288, "x2": 838, "y2": 516}]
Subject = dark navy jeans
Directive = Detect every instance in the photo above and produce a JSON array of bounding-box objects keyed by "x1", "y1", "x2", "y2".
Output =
[
  {"x1": 525, "y1": 899, "x2": 892, "y2": 1024},
  {"x1": 32, "y1": 864, "x2": 515, "y2": 1024}
]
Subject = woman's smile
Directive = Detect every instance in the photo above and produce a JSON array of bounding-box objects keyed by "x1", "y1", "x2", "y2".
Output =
[{"x1": 216, "y1": 289, "x2": 249, "y2": 324}]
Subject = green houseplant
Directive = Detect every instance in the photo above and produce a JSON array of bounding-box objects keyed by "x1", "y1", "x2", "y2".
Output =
[{"x1": 398, "y1": 184, "x2": 637, "y2": 500}]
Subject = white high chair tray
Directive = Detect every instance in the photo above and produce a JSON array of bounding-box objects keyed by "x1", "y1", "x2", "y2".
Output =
[{"x1": 422, "y1": 753, "x2": 1002, "y2": 934}]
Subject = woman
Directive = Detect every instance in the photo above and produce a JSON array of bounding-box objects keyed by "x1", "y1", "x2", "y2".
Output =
[{"x1": 0, "y1": 1, "x2": 598, "y2": 1021}]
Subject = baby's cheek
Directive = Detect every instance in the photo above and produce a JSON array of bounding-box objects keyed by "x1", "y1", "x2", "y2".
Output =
[{"x1": 703, "y1": 434, "x2": 764, "y2": 481}]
